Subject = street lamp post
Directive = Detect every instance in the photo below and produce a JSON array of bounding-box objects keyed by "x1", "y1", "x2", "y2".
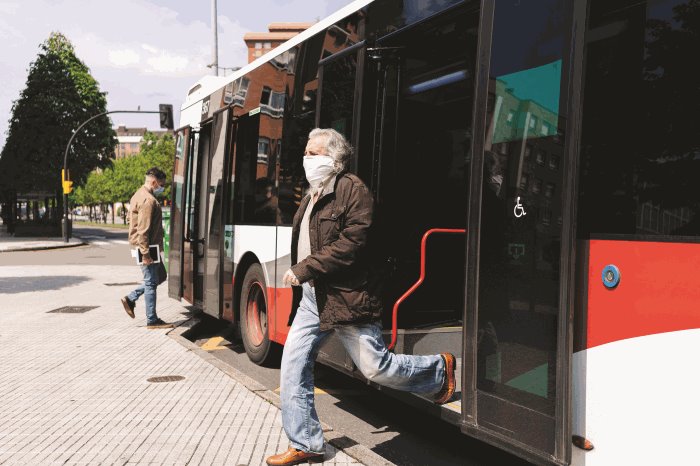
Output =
[{"x1": 62, "y1": 106, "x2": 173, "y2": 243}]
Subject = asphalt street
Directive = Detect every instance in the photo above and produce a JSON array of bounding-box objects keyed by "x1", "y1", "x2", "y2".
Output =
[{"x1": 1, "y1": 224, "x2": 533, "y2": 466}]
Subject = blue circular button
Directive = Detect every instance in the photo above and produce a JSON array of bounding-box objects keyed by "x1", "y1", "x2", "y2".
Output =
[{"x1": 602, "y1": 265, "x2": 621, "y2": 289}]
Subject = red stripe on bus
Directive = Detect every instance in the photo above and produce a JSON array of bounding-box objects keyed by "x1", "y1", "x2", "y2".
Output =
[
  {"x1": 586, "y1": 240, "x2": 700, "y2": 349},
  {"x1": 271, "y1": 287, "x2": 292, "y2": 345}
]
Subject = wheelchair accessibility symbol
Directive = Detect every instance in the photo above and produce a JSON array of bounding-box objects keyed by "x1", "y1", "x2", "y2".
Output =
[{"x1": 514, "y1": 197, "x2": 527, "y2": 218}]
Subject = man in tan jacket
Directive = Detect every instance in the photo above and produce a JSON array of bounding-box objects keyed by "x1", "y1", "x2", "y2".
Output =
[{"x1": 121, "y1": 167, "x2": 171, "y2": 329}]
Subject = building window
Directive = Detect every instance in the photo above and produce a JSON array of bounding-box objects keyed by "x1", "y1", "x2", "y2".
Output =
[
  {"x1": 549, "y1": 154, "x2": 560, "y2": 171},
  {"x1": 255, "y1": 42, "x2": 262, "y2": 49},
  {"x1": 535, "y1": 148, "x2": 546, "y2": 165},
  {"x1": 529, "y1": 115, "x2": 538, "y2": 129},
  {"x1": 234, "y1": 77, "x2": 250, "y2": 106},
  {"x1": 545, "y1": 182, "x2": 555, "y2": 198},
  {"x1": 519, "y1": 174, "x2": 528, "y2": 190},
  {"x1": 260, "y1": 87, "x2": 271, "y2": 105},
  {"x1": 263, "y1": 42, "x2": 271, "y2": 49},
  {"x1": 258, "y1": 137, "x2": 270, "y2": 164},
  {"x1": 260, "y1": 87, "x2": 285, "y2": 118},
  {"x1": 254, "y1": 50, "x2": 262, "y2": 57},
  {"x1": 541, "y1": 122, "x2": 550, "y2": 136},
  {"x1": 532, "y1": 178, "x2": 542, "y2": 194}
]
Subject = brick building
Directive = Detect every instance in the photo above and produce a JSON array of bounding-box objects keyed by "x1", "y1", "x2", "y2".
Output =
[
  {"x1": 243, "y1": 23, "x2": 314, "y2": 63},
  {"x1": 114, "y1": 125, "x2": 172, "y2": 159}
]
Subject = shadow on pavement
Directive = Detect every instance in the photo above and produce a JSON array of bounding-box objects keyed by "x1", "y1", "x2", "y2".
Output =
[{"x1": 0, "y1": 276, "x2": 90, "y2": 294}]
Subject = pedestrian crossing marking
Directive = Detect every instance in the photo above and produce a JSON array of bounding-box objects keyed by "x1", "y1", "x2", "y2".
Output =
[{"x1": 201, "y1": 336, "x2": 229, "y2": 351}]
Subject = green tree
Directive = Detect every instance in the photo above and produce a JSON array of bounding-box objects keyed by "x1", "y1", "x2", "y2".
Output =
[
  {"x1": 0, "y1": 32, "x2": 116, "y2": 216},
  {"x1": 76, "y1": 131, "x2": 175, "y2": 223}
]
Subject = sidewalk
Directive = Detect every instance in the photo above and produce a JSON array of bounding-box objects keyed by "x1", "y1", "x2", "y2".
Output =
[
  {"x1": 0, "y1": 265, "x2": 365, "y2": 465},
  {"x1": 0, "y1": 236, "x2": 86, "y2": 252}
]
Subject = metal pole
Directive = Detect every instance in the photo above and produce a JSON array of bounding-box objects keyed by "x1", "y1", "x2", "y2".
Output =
[
  {"x1": 212, "y1": 0, "x2": 219, "y2": 76},
  {"x1": 62, "y1": 110, "x2": 161, "y2": 243}
]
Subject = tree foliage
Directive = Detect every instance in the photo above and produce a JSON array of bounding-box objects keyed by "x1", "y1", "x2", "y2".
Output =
[
  {"x1": 76, "y1": 131, "x2": 175, "y2": 208},
  {"x1": 0, "y1": 32, "x2": 116, "y2": 198}
]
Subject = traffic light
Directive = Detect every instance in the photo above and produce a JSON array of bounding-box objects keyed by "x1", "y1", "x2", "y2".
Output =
[
  {"x1": 61, "y1": 169, "x2": 73, "y2": 194},
  {"x1": 159, "y1": 104, "x2": 174, "y2": 130}
]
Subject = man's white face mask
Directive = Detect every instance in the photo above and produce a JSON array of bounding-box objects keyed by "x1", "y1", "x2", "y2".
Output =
[{"x1": 303, "y1": 155, "x2": 335, "y2": 188}]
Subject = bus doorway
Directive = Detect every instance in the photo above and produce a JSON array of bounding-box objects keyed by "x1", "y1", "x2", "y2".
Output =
[
  {"x1": 180, "y1": 123, "x2": 211, "y2": 306},
  {"x1": 354, "y1": 1, "x2": 480, "y2": 417}
]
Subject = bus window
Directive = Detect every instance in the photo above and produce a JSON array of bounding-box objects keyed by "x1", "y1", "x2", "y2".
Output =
[
  {"x1": 319, "y1": 51, "x2": 358, "y2": 143},
  {"x1": 364, "y1": 0, "x2": 463, "y2": 40},
  {"x1": 578, "y1": 0, "x2": 700, "y2": 238},
  {"x1": 279, "y1": 34, "x2": 325, "y2": 225},
  {"x1": 232, "y1": 113, "x2": 268, "y2": 224}
]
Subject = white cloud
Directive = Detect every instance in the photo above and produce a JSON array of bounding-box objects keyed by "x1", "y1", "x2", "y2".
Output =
[
  {"x1": 146, "y1": 51, "x2": 189, "y2": 74},
  {"x1": 108, "y1": 48, "x2": 140, "y2": 67}
]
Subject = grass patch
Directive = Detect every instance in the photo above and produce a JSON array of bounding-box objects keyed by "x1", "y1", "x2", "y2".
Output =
[{"x1": 74, "y1": 220, "x2": 129, "y2": 230}]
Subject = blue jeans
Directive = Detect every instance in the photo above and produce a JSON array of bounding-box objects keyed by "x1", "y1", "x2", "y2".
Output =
[
  {"x1": 280, "y1": 283, "x2": 445, "y2": 453},
  {"x1": 127, "y1": 263, "x2": 159, "y2": 324}
]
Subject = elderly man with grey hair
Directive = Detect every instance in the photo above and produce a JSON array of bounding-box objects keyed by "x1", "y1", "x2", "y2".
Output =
[{"x1": 266, "y1": 129, "x2": 456, "y2": 466}]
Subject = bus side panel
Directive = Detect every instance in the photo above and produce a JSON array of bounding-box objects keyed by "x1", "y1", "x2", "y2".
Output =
[
  {"x1": 272, "y1": 226, "x2": 294, "y2": 345},
  {"x1": 572, "y1": 239, "x2": 700, "y2": 466},
  {"x1": 232, "y1": 225, "x2": 277, "y2": 318}
]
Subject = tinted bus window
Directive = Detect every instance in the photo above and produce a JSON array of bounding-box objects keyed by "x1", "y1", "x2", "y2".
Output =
[
  {"x1": 279, "y1": 33, "x2": 325, "y2": 224},
  {"x1": 578, "y1": 0, "x2": 700, "y2": 238},
  {"x1": 364, "y1": 0, "x2": 464, "y2": 40}
]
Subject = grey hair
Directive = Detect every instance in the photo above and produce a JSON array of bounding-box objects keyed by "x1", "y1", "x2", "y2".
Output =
[{"x1": 308, "y1": 128, "x2": 352, "y2": 173}]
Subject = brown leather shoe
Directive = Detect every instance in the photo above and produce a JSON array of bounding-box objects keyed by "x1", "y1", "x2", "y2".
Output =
[
  {"x1": 434, "y1": 352, "x2": 456, "y2": 404},
  {"x1": 266, "y1": 447, "x2": 324, "y2": 465},
  {"x1": 121, "y1": 296, "x2": 135, "y2": 318}
]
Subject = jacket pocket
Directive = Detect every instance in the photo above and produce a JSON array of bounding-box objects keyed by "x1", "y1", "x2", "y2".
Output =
[{"x1": 318, "y1": 206, "x2": 346, "y2": 245}]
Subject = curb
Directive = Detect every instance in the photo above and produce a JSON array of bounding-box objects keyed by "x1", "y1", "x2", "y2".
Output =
[
  {"x1": 167, "y1": 318, "x2": 397, "y2": 466},
  {"x1": 0, "y1": 241, "x2": 88, "y2": 253}
]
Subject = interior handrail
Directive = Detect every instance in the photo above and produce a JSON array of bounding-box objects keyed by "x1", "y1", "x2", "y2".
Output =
[{"x1": 388, "y1": 228, "x2": 467, "y2": 351}]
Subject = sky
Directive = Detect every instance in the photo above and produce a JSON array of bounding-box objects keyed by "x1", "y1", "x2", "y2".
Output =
[{"x1": 0, "y1": 0, "x2": 353, "y2": 152}]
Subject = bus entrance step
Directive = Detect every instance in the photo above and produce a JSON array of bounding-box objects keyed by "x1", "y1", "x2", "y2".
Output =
[{"x1": 382, "y1": 327, "x2": 463, "y2": 359}]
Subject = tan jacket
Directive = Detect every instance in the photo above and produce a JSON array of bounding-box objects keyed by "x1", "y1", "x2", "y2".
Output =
[{"x1": 128, "y1": 186, "x2": 164, "y2": 256}]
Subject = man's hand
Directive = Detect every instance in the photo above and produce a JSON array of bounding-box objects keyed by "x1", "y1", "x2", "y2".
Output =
[
  {"x1": 282, "y1": 269, "x2": 300, "y2": 287},
  {"x1": 142, "y1": 255, "x2": 154, "y2": 265}
]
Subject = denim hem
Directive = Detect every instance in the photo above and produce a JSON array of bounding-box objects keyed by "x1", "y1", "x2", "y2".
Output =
[{"x1": 288, "y1": 440, "x2": 325, "y2": 456}]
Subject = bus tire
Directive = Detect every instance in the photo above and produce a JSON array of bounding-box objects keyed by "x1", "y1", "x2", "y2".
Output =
[{"x1": 239, "y1": 263, "x2": 280, "y2": 366}]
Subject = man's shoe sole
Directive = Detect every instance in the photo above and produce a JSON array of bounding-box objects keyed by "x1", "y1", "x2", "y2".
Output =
[
  {"x1": 121, "y1": 297, "x2": 135, "y2": 319},
  {"x1": 434, "y1": 352, "x2": 456, "y2": 405},
  {"x1": 146, "y1": 323, "x2": 174, "y2": 329}
]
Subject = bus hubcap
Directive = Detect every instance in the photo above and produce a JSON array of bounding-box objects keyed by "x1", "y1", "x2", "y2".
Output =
[{"x1": 246, "y1": 281, "x2": 267, "y2": 347}]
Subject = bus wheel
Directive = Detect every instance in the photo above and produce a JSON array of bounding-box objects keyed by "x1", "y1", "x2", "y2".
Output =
[{"x1": 240, "y1": 263, "x2": 279, "y2": 366}]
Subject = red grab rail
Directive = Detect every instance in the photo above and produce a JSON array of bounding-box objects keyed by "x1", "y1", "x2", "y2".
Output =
[{"x1": 388, "y1": 228, "x2": 467, "y2": 351}]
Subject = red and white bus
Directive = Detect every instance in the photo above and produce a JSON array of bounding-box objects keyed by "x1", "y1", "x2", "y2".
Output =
[{"x1": 167, "y1": 0, "x2": 700, "y2": 464}]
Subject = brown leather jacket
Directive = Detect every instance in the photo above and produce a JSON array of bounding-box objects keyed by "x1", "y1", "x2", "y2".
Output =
[
  {"x1": 128, "y1": 186, "x2": 164, "y2": 256},
  {"x1": 289, "y1": 172, "x2": 382, "y2": 330}
]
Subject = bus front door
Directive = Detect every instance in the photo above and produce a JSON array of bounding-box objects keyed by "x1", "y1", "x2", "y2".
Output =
[
  {"x1": 168, "y1": 126, "x2": 190, "y2": 300},
  {"x1": 182, "y1": 124, "x2": 210, "y2": 306},
  {"x1": 463, "y1": 1, "x2": 582, "y2": 465}
]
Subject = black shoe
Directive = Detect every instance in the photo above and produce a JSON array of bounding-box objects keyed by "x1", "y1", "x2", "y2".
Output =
[
  {"x1": 121, "y1": 297, "x2": 135, "y2": 318},
  {"x1": 146, "y1": 318, "x2": 173, "y2": 329}
]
